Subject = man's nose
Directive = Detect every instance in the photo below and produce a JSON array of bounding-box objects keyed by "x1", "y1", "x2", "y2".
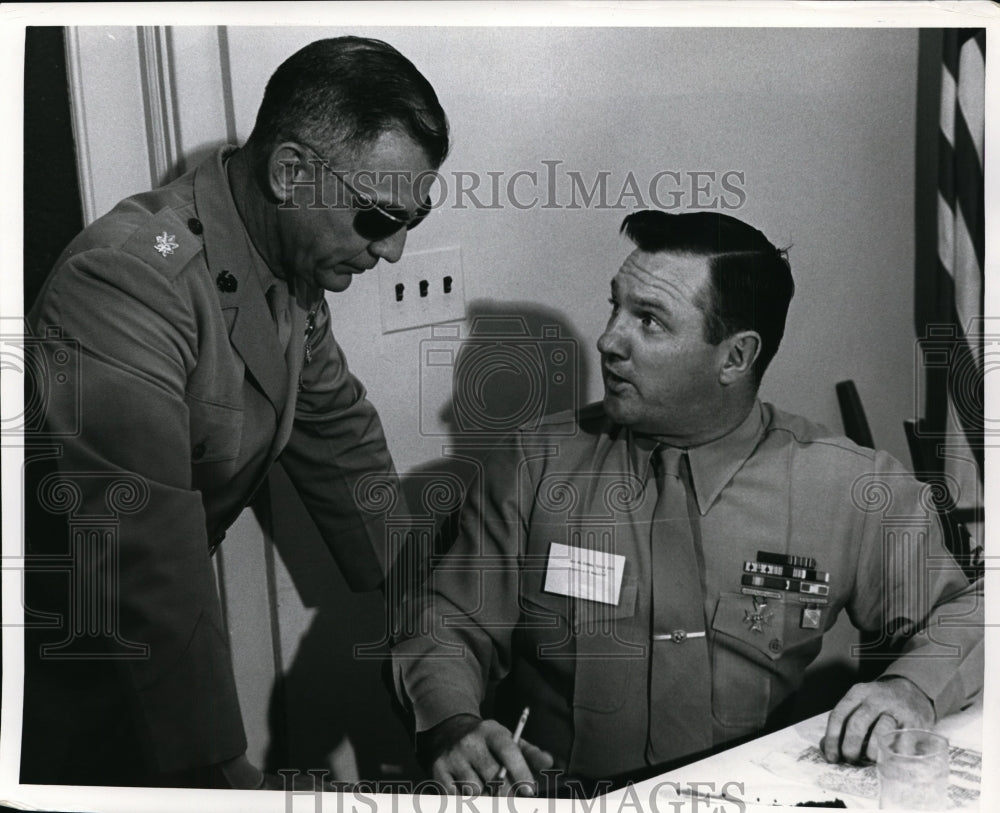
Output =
[
  {"x1": 597, "y1": 320, "x2": 627, "y2": 359},
  {"x1": 369, "y1": 228, "x2": 407, "y2": 264}
]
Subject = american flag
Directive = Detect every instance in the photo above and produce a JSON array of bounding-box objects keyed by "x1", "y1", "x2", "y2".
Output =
[{"x1": 916, "y1": 29, "x2": 985, "y2": 566}]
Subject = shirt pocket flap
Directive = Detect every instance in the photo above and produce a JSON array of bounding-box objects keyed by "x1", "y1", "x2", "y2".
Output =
[
  {"x1": 711, "y1": 592, "x2": 787, "y2": 662},
  {"x1": 519, "y1": 584, "x2": 572, "y2": 624},
  {"x1": 518, "y1": 578, "x2": 638, "y2": 624},
  {"x1": 185, "y1": 395, "x2": 243, "y2": 463},
  {"x1": 573, "y1": 575, "x2": 639, "y2": 630}
]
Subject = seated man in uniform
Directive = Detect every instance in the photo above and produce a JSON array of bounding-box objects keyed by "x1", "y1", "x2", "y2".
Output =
[{"x1": 391, "y1": 210, "x2": 983, "y2": 795}]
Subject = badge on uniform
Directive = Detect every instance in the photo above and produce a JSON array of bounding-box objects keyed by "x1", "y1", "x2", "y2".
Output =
[
  {"x1": 743, "y1": 596, "x2": 773, "y2": 634},
  {"x1": 543, "y1": 542, "x2": 626, "y2": 606},
  {"x1": 154, "y1": 231, "x2": 179, "y2": 257},
  {"x1": 800, "y1": 604, "x2": 823, "y2": 630},
  {"x1": 741, "y1": 550, "x2": 831, "y2": 597}
]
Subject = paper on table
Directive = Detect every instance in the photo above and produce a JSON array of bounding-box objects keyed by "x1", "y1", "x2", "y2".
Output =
[{"x1": 750, "y1": 715, "x2": 981, "y2": 809}]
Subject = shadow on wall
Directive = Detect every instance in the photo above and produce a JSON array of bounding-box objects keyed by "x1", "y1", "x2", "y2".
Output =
[
  {"x1": 402, "y1": 300, "x2": 591, "y2": 558},
  {"x1": 263, "y1": 300, "x2": 590, "y2": 783},
  {"x1": 262, "y1": 466, "x2": 423, "y2": 783}
]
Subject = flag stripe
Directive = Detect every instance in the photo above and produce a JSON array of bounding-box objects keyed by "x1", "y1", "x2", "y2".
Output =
[
  {"x1": 931, "y1": 27, "x2": 985, "y2": 501},
  {"x1": 939, "y1": 62, "x2": 957, "y2": 147},
  {"x1": 952, "y1": 202, "x2": 983, "y2": 343},
  {"x1": 932, "y1": 260, "x2": 984, "y2": 473},
  {"x1": 936, "y1": 190, "x2": 955, "y2": 273},
  {"x1": 957, "y1": 38, "x2": 985, "y2": 166},
  {"x1": 938, "y1": 114, "x2": 985, "y2": 272},
  {"x1": 937, "y1": 131, "x2": 955, "y2": 208},
  {"x1": 942, "y1": 27, "x2": 960, "y2": 78}
]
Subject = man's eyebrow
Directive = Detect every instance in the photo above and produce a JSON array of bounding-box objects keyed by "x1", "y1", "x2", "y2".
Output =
[
  {"x1": 356, "y1": 172, "x2": 419, "y2": 213},
  {"x1": 628, "y1": 293, "x2": 671, "y2": 315}
]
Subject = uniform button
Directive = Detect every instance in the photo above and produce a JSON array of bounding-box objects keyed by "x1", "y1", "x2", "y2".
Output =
[
  {"x1": 768, "y1": 638, "x2": 782, "y2": 654},
  {"x1": 216, "y1": 270, "x2": 238, "y2": 293},
  {"x1": 192, "y1": 442, "x2": 206, "y2": 461},
  {"x1": 187, "y1": 217, "x2": 204, "y2": 235}
]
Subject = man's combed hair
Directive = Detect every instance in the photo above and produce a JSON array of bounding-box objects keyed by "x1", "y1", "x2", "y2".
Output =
[
  {"x1": 248, "y1": 36, "x2": 450, "y2": 170},
  {"x1": 620, "y1": 210, "x2": 795, "y2": 385}
]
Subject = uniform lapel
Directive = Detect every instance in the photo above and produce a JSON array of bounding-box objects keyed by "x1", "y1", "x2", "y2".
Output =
[
  {"x1": 224, "y1": 276, "x2": 288, "y2": 412},
  {"x1": 270, "y1": 286, "x2": 310, "y2": 457},
  {"x1": 194, "y1": 149, "x2": 288, "y2": 413}
]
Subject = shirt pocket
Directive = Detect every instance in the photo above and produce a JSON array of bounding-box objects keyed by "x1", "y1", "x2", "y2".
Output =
[
  {"x1": 710, "y1": 591, "x2": 788, "y2": 727},
  {"x1": 572, "y1": 576, "x2": 639, "y2": 631},
  {"x1": 518, "y1": 583, "x2": 572, "y2": 634},
  {"x1": 185, "y1": 394, "x2": 243, "y2": 465}
]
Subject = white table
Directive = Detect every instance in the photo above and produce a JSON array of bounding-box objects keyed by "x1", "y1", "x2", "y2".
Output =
[{"x1": 600, "y1": 700, "x2": 983, "y2": 810}]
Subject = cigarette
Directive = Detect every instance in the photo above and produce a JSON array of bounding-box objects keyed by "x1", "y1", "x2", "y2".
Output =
[{"x1": 496, "y1": 707, "x2": 530, "y2": 783}]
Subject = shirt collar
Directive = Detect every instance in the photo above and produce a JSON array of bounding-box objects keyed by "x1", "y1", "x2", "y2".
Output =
[
  {"x1": 628, "y1": 431, "x2": 660, "y2": 486},
  {"x1": 627, "y1": 400, "x2": 765, "y2": 516},
  {"x1": 195, "y1": 146, "x2": 284, "y2": 299}
]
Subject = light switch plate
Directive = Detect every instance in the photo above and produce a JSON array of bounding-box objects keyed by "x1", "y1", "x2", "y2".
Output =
[{"x1": 378, "y1": 246, "x2": 466, "y2": 333}]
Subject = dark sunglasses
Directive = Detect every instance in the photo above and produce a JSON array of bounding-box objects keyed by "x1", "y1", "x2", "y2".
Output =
[{"x1": 299, "y1": 144, "x2": 429, "y2": 242}]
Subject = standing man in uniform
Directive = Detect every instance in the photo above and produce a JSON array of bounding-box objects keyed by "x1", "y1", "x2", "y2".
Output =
[
  {"x1": 23, "y1": 36, "x2": 448, "y2": 789},
  {"x1": 392, "y1": 210, "x2": 983, "y2": 795}
]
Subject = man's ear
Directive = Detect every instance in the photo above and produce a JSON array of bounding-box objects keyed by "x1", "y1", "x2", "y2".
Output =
[
  {"x1": 719, "y1": 330, "x2": 761, "y2": 386},
  {"x1": 266, "y1": 142, "x2": 314, "y2": 204}
]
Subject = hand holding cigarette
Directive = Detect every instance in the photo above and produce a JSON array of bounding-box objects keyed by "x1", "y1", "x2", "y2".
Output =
[
  {"x1": 496, "y1": 706, "x2": 530, "y2": 783},
  {"x1": 421, "y1": 707, "x2": 553, "y2": 796}
]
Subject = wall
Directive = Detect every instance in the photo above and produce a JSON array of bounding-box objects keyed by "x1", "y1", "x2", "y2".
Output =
[
  {"x1": 63, "y1": 24, "x2": 920, "y2": 779},
  {"x1": 224, "y1": 26, "x2": 919, "y2": 471}
]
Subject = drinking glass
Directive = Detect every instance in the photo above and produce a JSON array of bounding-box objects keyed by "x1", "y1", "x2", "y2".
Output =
[{"x1": 877, "y1": 729, "x2": 950, "y2": 810}]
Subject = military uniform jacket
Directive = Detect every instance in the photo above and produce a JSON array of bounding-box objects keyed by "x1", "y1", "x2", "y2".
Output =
[
  {"x1": 24, "y1": 147, "x2": 394, "y2": 781},
  {"x1": 392, "y1": 401, "x2": 983, "y2": 780}
]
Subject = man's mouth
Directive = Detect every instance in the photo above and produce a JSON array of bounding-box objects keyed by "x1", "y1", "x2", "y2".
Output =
[{"x1": 603, "y1": 366, "x2": 632, "y2": 393}]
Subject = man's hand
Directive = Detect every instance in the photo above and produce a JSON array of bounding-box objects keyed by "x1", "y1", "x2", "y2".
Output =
[
  {"x1": 218, "y1": 754, "x2": 345, "y2": 791},
  {"x1": 218, "y1": 752, "x2": 265, "y2": 788},
  {"x1": 822, "y1": 677, "x2": 935, "y2": 764},
  {"x1": 420, "y1": 713, "x2": 555, "y2": 796}
]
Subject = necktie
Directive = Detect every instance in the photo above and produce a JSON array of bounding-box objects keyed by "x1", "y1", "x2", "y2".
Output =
[
  {"x1": 646, "y1": 447, "x2": 713, "y2": 764},
  {"x1": 265, "y1": 279, "x2": 293, "y2": 356}
]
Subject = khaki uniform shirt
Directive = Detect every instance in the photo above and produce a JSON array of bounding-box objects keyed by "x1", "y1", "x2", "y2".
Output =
[
  {"x1": 24, "y1": 147, "x2": 395, "y2": 782},
  {"x1": 392, "y1": 401, "x2": 983, "y2": 779}
]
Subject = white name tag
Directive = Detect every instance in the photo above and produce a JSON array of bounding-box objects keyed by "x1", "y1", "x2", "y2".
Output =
[{"x1": 543, "y1": 542, "x2": 626, "y2": 606}]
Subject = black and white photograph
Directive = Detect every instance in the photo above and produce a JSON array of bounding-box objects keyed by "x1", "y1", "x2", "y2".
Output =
[{"x1": 1, "y1": 3, "x2": 994, "y2": 812}]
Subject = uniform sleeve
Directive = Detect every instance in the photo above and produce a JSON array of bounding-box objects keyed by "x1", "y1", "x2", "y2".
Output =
[
  {"x1": 391, "y1": 439, "x2": 530, "y2": 733},
  {"x1": 27, "y1": 246, "x2": 246, "y2": 774},
  {"x1": 846, "y1": 450, "x2": 984, "y2": 719},
  {"x1": 279, "y1": 296, "x2": 398, "y2": 591}
]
